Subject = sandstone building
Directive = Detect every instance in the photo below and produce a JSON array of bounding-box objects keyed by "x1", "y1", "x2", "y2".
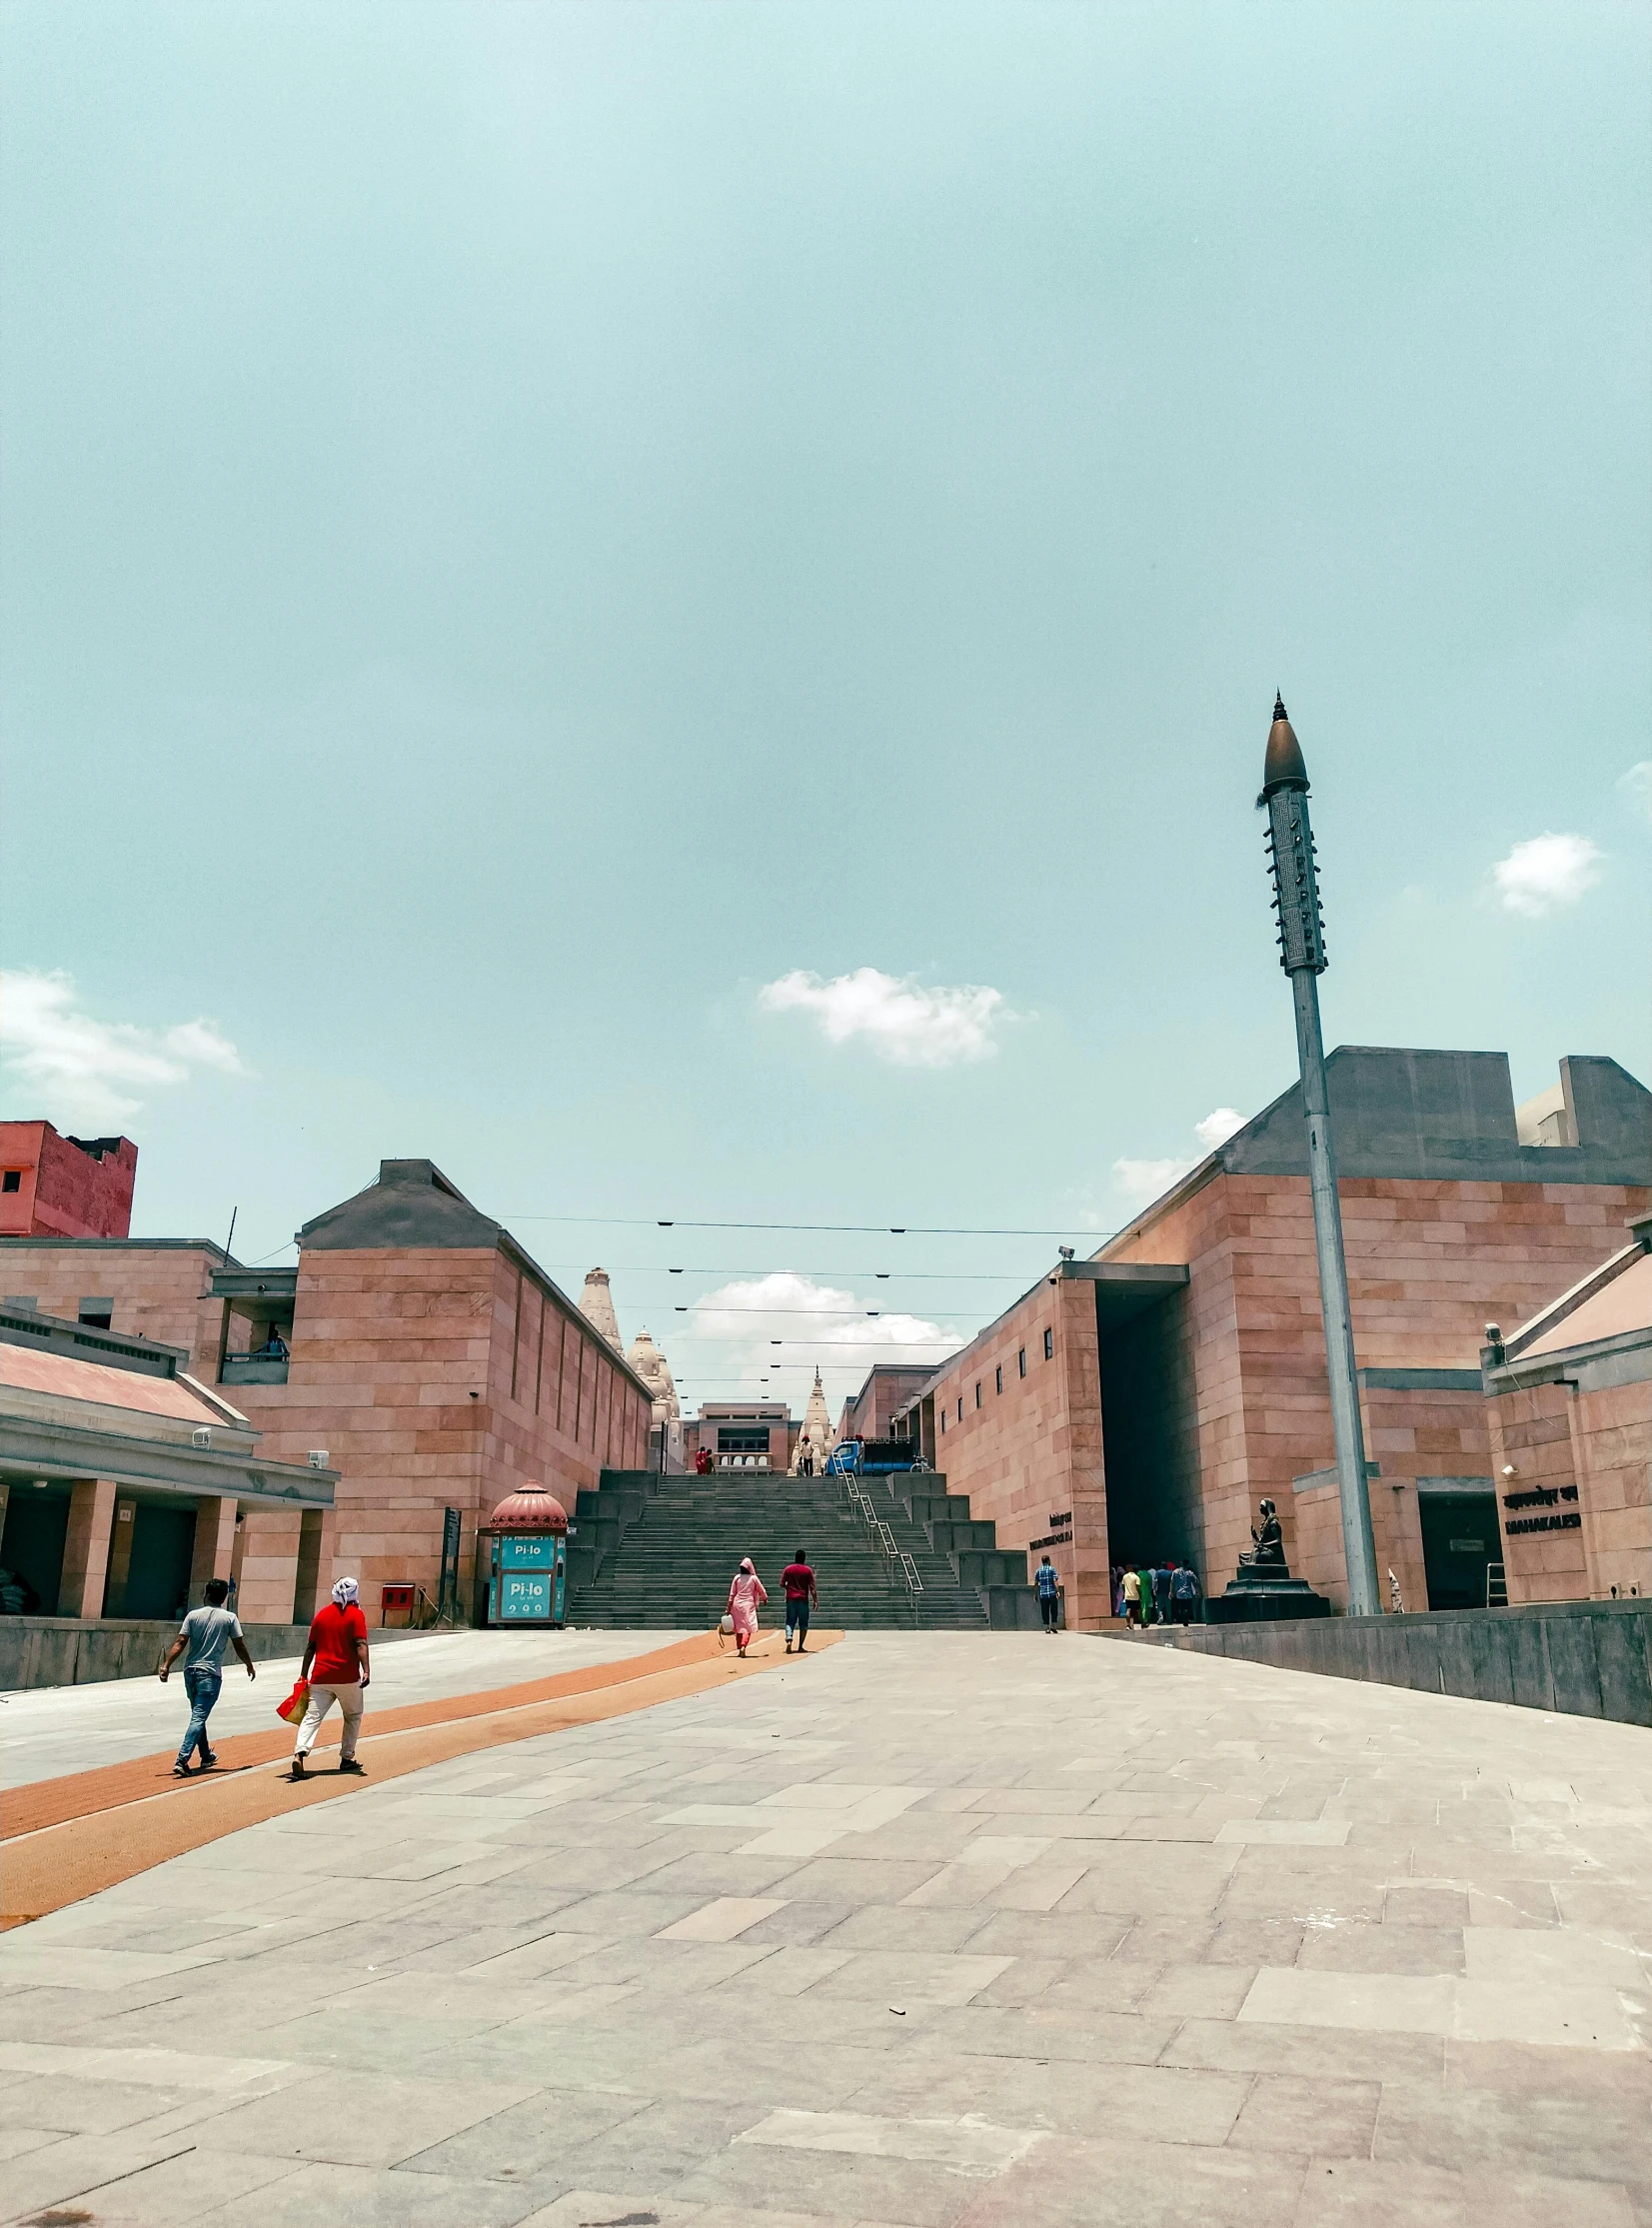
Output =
[
  {"x1": 0, "y1": 1156, "x2": 653, "y2": 1627},
  {"x1": 896, "y1": 1051, "x2": 1650, "y2": 1630}
]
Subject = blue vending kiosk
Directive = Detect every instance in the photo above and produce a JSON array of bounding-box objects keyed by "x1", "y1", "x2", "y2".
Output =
[{"x1": 480, "y1": 1480, "x2": 569, "y2": 1627}]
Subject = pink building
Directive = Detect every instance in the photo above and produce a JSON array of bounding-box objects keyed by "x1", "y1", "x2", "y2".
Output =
[
  {"x1": 0, "y1": 1157, "x2": 654, "y2": 1627},
  {"x1": 0, "y1": 1122, "x2": 136, "y2": 1240},
  {"x1": 1483, "y1": 1212, "x2": 1652, "y2": 1607},
  {"x1": 897, "y1": 1051, "x2": 1651, "y2": 1629}
]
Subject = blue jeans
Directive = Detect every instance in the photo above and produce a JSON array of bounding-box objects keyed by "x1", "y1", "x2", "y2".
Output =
[{"x1": 177, "y1": 1666, "x2": 222, "y2": 1766}]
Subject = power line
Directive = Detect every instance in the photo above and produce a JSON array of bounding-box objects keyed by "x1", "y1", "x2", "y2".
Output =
[
  {"x1": 543, "y1": 1262, "x2": 1038, "y2": 1281},
  {"x1": 506, "y1": 1214, "x2": 1090, "y2": 1236}
]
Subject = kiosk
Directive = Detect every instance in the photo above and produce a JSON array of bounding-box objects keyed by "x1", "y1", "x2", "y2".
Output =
[{"x1": 479, "y1": 1480, "x2": 569, "y2": 1626}]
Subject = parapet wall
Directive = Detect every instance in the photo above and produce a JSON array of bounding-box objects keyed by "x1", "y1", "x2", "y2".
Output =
[
  {"x1": 0, "y1": 1616, "x2": 426, "y2": 1692},
  {"x1": 1138, "y1": 1598, "x2": 1652, "y2": 1726}
]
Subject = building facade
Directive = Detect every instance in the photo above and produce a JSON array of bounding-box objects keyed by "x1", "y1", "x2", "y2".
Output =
[
  {"x1": 898, "y1": 1051, "x2": 1651, "y2": 1630},
  {"x1": 1483, "y1": 1213, "x2": 1652, "y2": 1607},
  {"x1": 835, "y1": 1363, "x2": 937, "y2": 1449},
  {"x1": 0, "y1": 1300, "x2": 334, "y2": 1652},
  {"x1": 0, "y1": 1157, "x2": 654, "y2": 1626},
  {"x1": 0, "y1": 1121, "x2": 137, "y2": 1240},
  {"x1": 680, "y1": 1402, "x2": 797, "y2": 1472}
]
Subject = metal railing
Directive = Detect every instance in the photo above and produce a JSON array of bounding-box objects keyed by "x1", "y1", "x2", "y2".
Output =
[
  {"x1": 895, "y1": 1550, "x2": 923, "y2": 1627},
  {"x1": 1485, "y1": 1560, "x2": 1508, "y2": 1609}
]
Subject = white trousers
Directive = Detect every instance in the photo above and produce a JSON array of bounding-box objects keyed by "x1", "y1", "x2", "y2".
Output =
[{"x1": 294, "y1": 1679, "x2": 364, "y2": 1760}]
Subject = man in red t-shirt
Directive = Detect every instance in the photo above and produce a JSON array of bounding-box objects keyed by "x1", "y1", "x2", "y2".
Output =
[
  {"x1": 290, "y1": 1576, "x2": 371, "y2": 1780},
  {"x1": 782, "y1": 1549, "x2": 819, "y2": 1654}
]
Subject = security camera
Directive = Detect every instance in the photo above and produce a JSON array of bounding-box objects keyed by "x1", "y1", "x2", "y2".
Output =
[
  {"x1": 308, "y1": 1449, "x2": 329, "y2": 1469},
  {"x1": 1501, "y1": 1463, "x2": 1516, "y2": 1477},
  {"x1": 192, "y1": 1427, "x2": 212, "y2": 1449},
  {"x1": 1058, "y1": 1245, "x2": 1075, "y2": 1261}
]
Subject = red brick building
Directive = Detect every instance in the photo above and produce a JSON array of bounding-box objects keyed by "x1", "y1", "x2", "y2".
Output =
[
  {"x1": 0, "y1": 1122, "x2": 136, "y2": 1240},
  {"x1": 898, "y1": 1051, "x2": 1651, "y2": 1630},
  {"x1": 0, "y1": 1157, "x2": 654, "y2": 1625}
]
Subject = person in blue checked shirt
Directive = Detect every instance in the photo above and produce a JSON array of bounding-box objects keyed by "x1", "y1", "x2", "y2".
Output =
[{"x1": 1034, "y1": 1554, "x2": 1061, "y2": 1634}]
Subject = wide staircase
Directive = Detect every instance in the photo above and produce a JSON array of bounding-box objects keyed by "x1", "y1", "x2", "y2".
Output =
[{"x1": 566, "y1": 1467, "x2": 1042, "y2": 1631}]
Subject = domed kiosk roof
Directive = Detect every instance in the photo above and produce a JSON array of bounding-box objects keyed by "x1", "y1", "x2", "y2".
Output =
[{"x1": 480, "y1": 1479, "x2": 569, "y2": 1534}]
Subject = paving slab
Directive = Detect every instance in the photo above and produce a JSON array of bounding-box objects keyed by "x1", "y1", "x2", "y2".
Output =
[
  {"x1": 3, "y1": 1630, "x2": 1650, "y2": 2227},
  {"x1": 1, "y1": 1626, "x2": 693, "y2": 1787}
]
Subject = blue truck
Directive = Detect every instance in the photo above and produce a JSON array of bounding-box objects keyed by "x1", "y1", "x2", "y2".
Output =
[{"x1": 825, "y1": 1435, "x2": 926, "y2": 1477}]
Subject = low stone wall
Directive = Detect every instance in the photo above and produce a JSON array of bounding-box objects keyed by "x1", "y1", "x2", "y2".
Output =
[
  {"x1": 1143, "y1": 1599, "x2": 1652, "y2": 1726},
  {"x1": 0, "y1": 1617, "x2": 429, "y2": 1692}
]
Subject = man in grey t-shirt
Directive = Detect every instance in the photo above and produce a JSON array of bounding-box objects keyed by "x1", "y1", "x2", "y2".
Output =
[{"x1": 160, "y1": 1578, "x2": 256, "y2": 1776}]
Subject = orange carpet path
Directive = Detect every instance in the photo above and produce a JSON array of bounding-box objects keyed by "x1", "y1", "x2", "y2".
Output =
[{"x1": 2, "y1": 1628, "x2": 837, "y2": 1929}]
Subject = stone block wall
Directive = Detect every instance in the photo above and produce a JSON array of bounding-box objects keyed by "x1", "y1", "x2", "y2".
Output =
[
  {"x1": 1485, "y1": 1372, "x2": 1652, "y2": 1606},
  {"x1": 236, "y1": 1242, "x2": 653, "y2": 1614},
  {"x1": 1105, "y1": 1170, "x2": 1647, "y2": 1607},
  {"x1": 920, "y1": 1276, "x2": 1108, "y2": 1627},
  {"x1": 1571, "y1": 1376, "x2": 1652, "y2": 1600},
  {"x1": 0, "y1": 1240, "x2": 225, "y2": 1373}
]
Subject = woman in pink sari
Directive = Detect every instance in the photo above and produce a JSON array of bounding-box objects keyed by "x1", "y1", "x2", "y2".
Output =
[{"x1": 727, "y1": 1557, "x2": 768, "y2": 1656}]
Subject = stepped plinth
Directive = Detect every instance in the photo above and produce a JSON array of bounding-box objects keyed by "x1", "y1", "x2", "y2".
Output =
[{"x1": 1207, "y1": 1497, "x2": 1332, "y2": 1623}]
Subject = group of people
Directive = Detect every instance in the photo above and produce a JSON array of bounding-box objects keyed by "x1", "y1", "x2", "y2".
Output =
[
  {"x1": 725, "y1": 1549, "x2": 819, "y2": 1655},
  {"x1": 160, "y1": 1572, "x2": 373, "y2": 1779},
  {"x1": 1114, "y1": 1559, "x2": 1202, "y2": 1626}
]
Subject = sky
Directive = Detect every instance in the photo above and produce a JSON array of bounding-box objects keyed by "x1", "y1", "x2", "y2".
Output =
[{"x1": 3, "y1": 2, "x2": 1648, "y2": 1419}]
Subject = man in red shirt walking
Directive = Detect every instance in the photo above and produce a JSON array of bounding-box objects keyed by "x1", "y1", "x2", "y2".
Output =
[
  {"x1": 782, "y1": 1548, "x2": 818, "y2": 1654},
  {"x1": 290, "y1": 1576, "x2": 371, "y2": 1780}
]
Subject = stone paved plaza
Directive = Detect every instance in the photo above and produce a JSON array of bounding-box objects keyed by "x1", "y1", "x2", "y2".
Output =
[
  {"x1": 3, "y1": 1631, "x2": 1650, "y2": 2226},
  {"x1": 0, "y1": 1628, "x2": 688, "y2": 1791}
]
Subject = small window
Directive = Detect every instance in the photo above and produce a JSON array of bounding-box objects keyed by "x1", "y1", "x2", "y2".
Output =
[
  {"x1": 1018, "y1": 1346, "x2": 1026, "y2": 1378},
  {"x1": 1043, "y1": 1327, "x2": 1053, "y2": 1360},
  {"x1": 1, "y1": 1169, "x2": 20, "y2": 1192},
  {"x1": 995, "y1": 1364, "x2": 1002, "y2": 1395},
  {"x1": 956, "y1": 1395, "x2": 963, "y2": 1421},
  {"x1": 79, "y1": 1303, "x2": 114, "y2": 1330},
  {"x1": 939, "y1": 1408, "x2": 946, "y2": 1433}
]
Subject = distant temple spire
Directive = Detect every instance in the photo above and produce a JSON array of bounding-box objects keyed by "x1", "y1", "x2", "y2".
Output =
[
  {"x1": 579, "y1": 1266, "x2": 624, "y2": 1353},
  {"x1": 793, "y1": 1366, "x2": 833, "y2": 1473},
  {"x1": 627, "y1": 1328, "x2": 680, "y2": 1422}
]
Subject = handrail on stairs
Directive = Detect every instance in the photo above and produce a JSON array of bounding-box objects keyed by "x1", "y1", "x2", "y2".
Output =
[{"x1": 895, "y1": 1549, "x2": 923, "y2": 1628}]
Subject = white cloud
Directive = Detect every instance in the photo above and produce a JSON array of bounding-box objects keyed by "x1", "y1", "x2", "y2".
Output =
[
  {"x1": 759, "y1": 967, "x2": 1008, "y2": 1068},
  {"x1": 0, "y1": 969, "x2": 247, "y2": 1132},
  {"x1": 1111, "y1": 1102, "x2": 1248, "y2": 1210},
  {"x1": 1621, "y1": 762, "x2": 1652, "y2": 828},
  {"x1": 682, "y1": 1271, "x2": 955, "y2": 1409},
  {"x1": 1491, "y1": 833, "x2": 1604, "y2": 919},
  {"x1": 1112, "y1": 1155, "x2": 1194, "y2": 1206},
  {"x1": 1194, "y1": 1106, "x2": 1246, "y2": 1149}
]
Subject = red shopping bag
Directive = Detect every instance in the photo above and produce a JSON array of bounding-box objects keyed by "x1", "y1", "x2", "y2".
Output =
[{"x1": 276, "y1": 1678, "x2": 310, "y2": 1726}]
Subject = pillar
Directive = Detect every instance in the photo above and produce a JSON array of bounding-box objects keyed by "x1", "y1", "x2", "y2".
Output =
[
  {"x1": 190, "y1": 1493, "x2": 238, "y2": 1599},
  {"x1": 234, "y1": 1505, "x2": 304, "y2": 1625},
  {"x1": 58, "y1": 1478, "x2": 118, "y2": 1619},
  {"x1": 103, "y1": 1494, "x2": 140, "y2": 1615},
  {"x1": 293, "y1": 1507, "x2": 325, "y2": 1625}
]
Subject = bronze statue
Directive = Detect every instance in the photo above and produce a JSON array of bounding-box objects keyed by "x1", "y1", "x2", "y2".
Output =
[{"x1": 1237, "y1": 1497, "x2": 1286, "y2": 1571}]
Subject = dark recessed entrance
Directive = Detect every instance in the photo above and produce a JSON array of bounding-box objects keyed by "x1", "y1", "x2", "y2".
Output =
[
  {"x1": 122, "y1": 1502, "x2": 198, "y2": 1621},
  {"x1": 1, "y1": 1484, "x2": 71, "y2": 1614},
  {"x1": 1419, "y1": 1490, "x2": 1500, "y2": 1611},
  {"x1": 1090, "y1": 1264, "x2": 1193, "y2": 1572}
]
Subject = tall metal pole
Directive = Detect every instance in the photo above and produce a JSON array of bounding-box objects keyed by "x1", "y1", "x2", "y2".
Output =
[{"x1": 1261, "y1": 695, "x2": 1381, "y2": 1616}]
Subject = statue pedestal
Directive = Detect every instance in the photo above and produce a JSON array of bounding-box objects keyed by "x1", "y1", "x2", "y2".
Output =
[{"x1": 1208, "y1": 1572, "x2": 1332, "y2": 1623}]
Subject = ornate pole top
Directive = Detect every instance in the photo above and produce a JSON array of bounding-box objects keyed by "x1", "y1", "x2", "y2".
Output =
[{"x1": 1261, "y1": 691, "x2": 1309, "y2": 797}]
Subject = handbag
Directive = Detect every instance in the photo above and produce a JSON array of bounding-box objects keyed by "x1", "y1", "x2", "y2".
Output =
[{"x1": 276, "y1": 1677, "x2": 310, "y2": 1725}]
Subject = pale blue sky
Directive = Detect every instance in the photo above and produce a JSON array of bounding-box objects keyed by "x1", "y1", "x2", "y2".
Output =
[{"x1": 3, "y1": 3, "x2": 1648, "y2": 1414}]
